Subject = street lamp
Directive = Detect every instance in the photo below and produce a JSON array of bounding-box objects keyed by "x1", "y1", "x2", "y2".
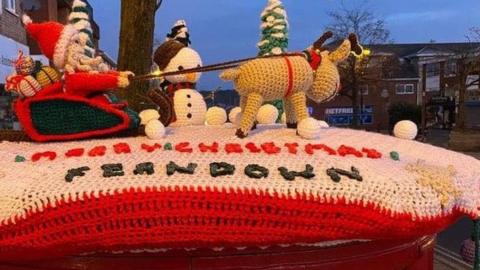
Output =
[{"x1": 354, "y1": 47, "x2": 372, "y2": 126}]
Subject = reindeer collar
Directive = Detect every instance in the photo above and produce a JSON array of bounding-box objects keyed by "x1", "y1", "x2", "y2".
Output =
[{"x1": 303, "y1": 49, "x2": 322, "y2": 71}]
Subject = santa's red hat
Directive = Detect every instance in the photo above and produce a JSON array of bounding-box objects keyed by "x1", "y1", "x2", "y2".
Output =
[{"x1": 22, "y1": 14, "x2": 77, "y2": 69}]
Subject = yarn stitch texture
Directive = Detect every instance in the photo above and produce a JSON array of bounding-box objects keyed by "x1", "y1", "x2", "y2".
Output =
[{"x1": 0, "y1": 125, "x2": 479, "y2": 259}]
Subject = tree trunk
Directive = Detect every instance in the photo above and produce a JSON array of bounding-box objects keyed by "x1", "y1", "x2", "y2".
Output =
[{"x1": 117, "y1": 0, "x2": 157, "y2": 112}]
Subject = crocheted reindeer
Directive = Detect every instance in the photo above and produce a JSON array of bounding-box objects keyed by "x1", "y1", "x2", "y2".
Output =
[{"x1": 220, "y1": 31, "x2": 362, "y2": 138}]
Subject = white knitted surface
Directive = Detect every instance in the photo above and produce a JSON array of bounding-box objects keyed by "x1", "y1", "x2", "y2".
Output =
[{"x1": 0, "y1": 125, "x2": 479, "y2": 224}]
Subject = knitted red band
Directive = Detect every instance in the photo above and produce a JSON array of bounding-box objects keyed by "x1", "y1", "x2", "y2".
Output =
[
  {"x1": 284, "y1": 56, "x2": 294, "y2": 98},
  {"x1": 0, "y1": 187, "x2": 465, "y2": 260}
]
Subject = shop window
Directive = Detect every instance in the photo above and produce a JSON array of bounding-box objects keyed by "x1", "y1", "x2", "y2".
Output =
[{"x1": 395, "y1": 84, "x2": 415, "y2": 95}]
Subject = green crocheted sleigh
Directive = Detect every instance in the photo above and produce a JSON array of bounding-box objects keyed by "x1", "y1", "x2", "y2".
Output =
[{"x1": 13, "y1": 82, "x2": 140, "y2": 142}]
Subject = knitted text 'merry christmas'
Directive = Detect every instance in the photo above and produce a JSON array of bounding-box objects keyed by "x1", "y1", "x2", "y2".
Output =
[{"x1": 0, "y1": 125, "x2": 478, "y2": 259}]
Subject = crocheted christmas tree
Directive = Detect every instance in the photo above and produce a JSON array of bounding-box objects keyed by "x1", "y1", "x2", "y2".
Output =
[
  {"x1": 69, "y1": 0, "x2": 96, "y2": 58},
  {"x1": 258, "y1": 0, "x2": 289, "y2": 121},
  {"x1": 257, "y1": 0, "x2": 289, "y2": 56}
]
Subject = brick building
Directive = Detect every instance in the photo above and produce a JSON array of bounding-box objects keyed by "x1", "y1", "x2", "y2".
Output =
[
  {"x1": 0, "y1": 0, "x2": 29, "y2": 129},
  {"x1": 310, "y1": 42, "x2": 480, "y2": 131}
]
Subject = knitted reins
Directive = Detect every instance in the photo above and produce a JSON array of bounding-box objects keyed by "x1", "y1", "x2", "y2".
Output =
[{"x1": 132, "y1": 52, "x2": 306, "y2": 82}]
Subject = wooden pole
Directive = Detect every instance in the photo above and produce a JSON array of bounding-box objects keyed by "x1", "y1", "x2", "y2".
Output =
[
  {"x1": 351, "y1": 57, "x2": 359, "y2": 128},
  {"x1": 421, "y1": 63, "x2": 427, "y2": 140}
]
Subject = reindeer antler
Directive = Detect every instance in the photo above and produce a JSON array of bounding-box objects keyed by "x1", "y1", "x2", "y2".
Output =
[
  {"x1": 313, "y1": 31, "x2": 334, "y2": 51},
  {"x1": 348, "y1": 33, "x2": 363, "y2": 56}
]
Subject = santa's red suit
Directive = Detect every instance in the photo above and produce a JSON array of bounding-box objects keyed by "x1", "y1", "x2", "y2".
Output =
[{"x1": 12, "y1": 15, "x2": 139, "y2": 142}]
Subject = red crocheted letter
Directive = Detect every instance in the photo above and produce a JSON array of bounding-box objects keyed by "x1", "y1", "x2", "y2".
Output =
[
  {"x1": 338, "y1": 145, "x2": 363, "y2": 158},
  {"x1": 65, "y1": 148, "x2": 85, "y2": 158},
  {"x1": 113, "y1": 143, "x2": 131, "y2": 154},
  {"x1": 175, "y1": 142, "x2": 193, "y2": 153},
  {"x1": 245, "y1": 142, "x2": 262, "y2": 153},
  {"x1": 88, "y1": 146, "x2": 107, "y2": 157},
  {"x1": 362, "y1": 147, "x2": 382, "y2": 159},
  {"x1": 199, "y1": 142, "x2": 219, "y2": 153},
  {"x1": 141, "y1": 143, "x2": 162, "y2": 153},
  {"x1": 225, "y1": 143, "x2": 243, "y2": 154},
  {"x1": 284, "y1": 143, "x2": 299, "y2": 154},
  {"x1": 261, "y1": 142, "x2": 281, "y2": 154},
  {"x1": 31, "y1": 151, "x2": 57, "y2": 162},
  {"x1": 305, "y1": 144, "x2": 337, "y2": 156}
]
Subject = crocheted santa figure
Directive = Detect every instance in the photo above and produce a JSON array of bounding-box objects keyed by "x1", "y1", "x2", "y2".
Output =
[
  {"x1": 152, "y1": 20, "x2": 207, "y2": 127},
  {"x1": 12, "y1": 14, "x2": 139, "y2": 142}
]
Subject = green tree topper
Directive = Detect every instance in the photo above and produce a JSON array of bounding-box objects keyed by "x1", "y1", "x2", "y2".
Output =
[
  {"x1": 258, "y1": 0, "x2": 289, "y2": 121},
  {"x1": 69, "y1": 0, "x2": 96, "y2": 58},
  {"x1": 258, "y1": 0, "x2": 289, "y2": 56}
]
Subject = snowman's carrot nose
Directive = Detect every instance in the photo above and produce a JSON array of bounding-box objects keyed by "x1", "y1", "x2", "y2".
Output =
[{"x1": 186, "y1": 73, "x2": 197, "y2": 82}]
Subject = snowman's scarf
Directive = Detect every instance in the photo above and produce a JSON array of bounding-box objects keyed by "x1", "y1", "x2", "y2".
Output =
[{"x1": 165, "y1": 82, "x2": 196, "y2": 95}]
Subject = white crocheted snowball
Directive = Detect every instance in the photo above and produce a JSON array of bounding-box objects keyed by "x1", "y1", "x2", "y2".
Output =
[
  {"x1": 318, "y1": 120, "x2": 330, "y2": 128},
  {"x1": 139, "y1": 109, "x2": 160, "y2": 126},
  {"x1": 144, "y1": 119, "x2": 165, "y2": 140},
  {"x1": 163, "y1": 47, "x2": 202, "y2": 84},
  {"x1": 280, "y1": 112, "x2": 286, "y2": 124},
  {"x1": 205, "y1": 106, "x2": 227, "y2": 126},
  {"x1": 256, "y1": 104, "x2": 278, "y2": 124},
  {"x1": 297, "y1": 118, "x2": 322, "y2": 140},
  {"x1": 228, "y1": 107, "x2": 242, "y2": 125},
  {"x1": 171, "y1": 89, "x2": 207, "y2": 127},
  {"x1": 393, "y1": 120, "x2": 418, "y2": 140}
]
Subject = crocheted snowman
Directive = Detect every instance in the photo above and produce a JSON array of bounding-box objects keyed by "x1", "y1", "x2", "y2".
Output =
[{"x1": 153, "y1": 20, "x2": 207, "y2": 127}]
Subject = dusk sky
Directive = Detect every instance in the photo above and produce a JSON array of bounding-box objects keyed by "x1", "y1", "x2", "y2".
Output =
[{"x1": 90, "y1": 0, "x2": 480, "y2": 90}]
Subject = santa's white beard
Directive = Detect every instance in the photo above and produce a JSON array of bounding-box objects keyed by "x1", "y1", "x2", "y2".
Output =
[{"x1": 65, "y1": 44, "x2": 109, "y2": 73}]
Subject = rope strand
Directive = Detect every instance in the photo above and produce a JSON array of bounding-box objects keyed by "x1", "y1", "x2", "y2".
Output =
[{"x1": 132, "y1": 52, "x2": 305, "y2": 82}]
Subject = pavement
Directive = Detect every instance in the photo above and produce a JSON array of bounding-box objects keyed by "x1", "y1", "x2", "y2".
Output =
[{"x1": 424, "y1": 129, "x2": 479, "y2": 270}]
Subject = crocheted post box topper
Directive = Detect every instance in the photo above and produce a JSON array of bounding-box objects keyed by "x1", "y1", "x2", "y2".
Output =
[{"x1": 0, "y1": 126, "x2": 478, "y2": 260}]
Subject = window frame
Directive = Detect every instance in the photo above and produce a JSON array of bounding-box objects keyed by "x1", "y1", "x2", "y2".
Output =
[
  {"x1": 395, "y1": 83, "x2": 415, "y2": 95},
  {"x1": 359, "y1": 85, "x2": 369, "y2": 96},
  {"x1": 5, "y1": 0, "x2": 17, "y2": 15}
]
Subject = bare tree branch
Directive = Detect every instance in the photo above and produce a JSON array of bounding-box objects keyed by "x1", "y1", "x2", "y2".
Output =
[
  {"x1": 325, "y1": 0, "x2": 390, "y2": 45},
  {"x1": 325, "y1": 1, "x2": 393, "y2": 127}
]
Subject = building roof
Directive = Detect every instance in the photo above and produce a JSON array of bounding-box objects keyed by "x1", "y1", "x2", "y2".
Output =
[{"x1": 368, "y1": 42, "x2": 480, "y2": 58}]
